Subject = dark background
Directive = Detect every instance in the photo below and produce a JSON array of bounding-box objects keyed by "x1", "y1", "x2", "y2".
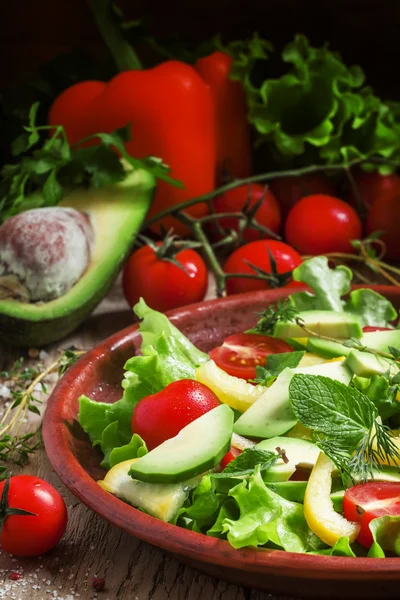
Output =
[{"x1": 1, "y1": 0, "x2": 400, "y2": 99}]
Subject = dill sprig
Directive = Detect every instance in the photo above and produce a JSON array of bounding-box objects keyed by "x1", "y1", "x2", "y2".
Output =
[{"x1": 248, "y1": 300, "x2": 299, "y2": 335}]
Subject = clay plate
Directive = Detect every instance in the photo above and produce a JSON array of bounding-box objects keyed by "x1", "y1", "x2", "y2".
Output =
[{"x1": 43, "y1": 286, "x2": 400, "y2": 600}]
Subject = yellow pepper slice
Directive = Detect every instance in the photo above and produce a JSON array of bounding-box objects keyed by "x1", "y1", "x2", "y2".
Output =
[
  {"x1": 196, "y1": 359, "x2": 266, "y2": 412},
  {"x1": 304, "y1": 452, "x2": 361, "y2": 546}
]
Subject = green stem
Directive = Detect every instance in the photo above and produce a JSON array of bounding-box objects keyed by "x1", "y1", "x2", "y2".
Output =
[
  {"x1": 190, "y1": 220, "x2": 227, "y2": 297},
  {"x1": 88, "y1": 0, "x2": 142, "y2": 71},
  {"x1": 144, "y1": 160, "x2": 363, "y2": 229}
]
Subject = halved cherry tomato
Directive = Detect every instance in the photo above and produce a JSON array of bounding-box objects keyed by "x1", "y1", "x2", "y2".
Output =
[
  {"x1": 131, "y1": 379, "x2": 221, "y2": 450},
  {"x1": 209, "y1": 333, "x2": 293, "y2": 380},
  {"x1": 343, "y1": 481, "x2": 400, "y2": 548},
  {"x1": 220, "y1": 446, "x2": 242, "y2": 470}
]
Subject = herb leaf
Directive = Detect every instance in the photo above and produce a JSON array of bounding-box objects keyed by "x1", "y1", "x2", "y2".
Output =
[
  {"x1": 212, "y1": 448, "x2": 279, "y2": 479},
  {"x1": 249, "y1": 300, "x2": 299, "y2": 335},
  {"x1": 253, "y1": 351, "x2": 305, "y2": 385}
]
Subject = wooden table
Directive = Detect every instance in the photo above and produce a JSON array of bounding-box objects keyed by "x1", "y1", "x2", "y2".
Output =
[{"x1": 0, "y1": 276, "x2": 295, "y2": 600}]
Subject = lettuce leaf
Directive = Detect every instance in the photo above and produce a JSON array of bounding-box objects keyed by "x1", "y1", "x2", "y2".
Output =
[
  {"x1": 222, "y1": 466, "x2": 324, "y2": 552},
  {"x1": 290, "y1": 257, "x2": 397, "y2": 328},
  {"x1": 225, "y1": 33, "x2": 400, "y2": 171},
  {"x1": 78, "y1": 300, "x2": 208, "y2": 468},
  {"x1": 309, "y1": 536, "x2": 356, "y2": 557},
  {"x1": 368, "y1": 515, "x2": 400, "y2": 557}
]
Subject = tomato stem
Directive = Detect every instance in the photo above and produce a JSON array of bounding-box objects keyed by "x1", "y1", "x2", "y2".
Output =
[{"x1": 0, "y1": 477, "x2": 37, "y2": 535}]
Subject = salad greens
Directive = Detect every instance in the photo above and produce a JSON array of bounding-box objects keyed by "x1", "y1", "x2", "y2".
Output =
[{"x1": 78, "y1": 258, "x2": 400, "y2": 558}]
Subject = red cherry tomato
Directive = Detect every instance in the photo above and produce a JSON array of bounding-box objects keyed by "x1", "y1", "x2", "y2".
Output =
[
  {"x1": 122, "y1": 242, "x2": 208, "y2": 312},
  {"x1": 212, "y1": 183, "x2": 281, "y2": 242},
  {"x1": 366, "y1": 189, "x2": 400, "y2": 260},
  {"x1": 210, "y1": 333, "x2": 293, "y2": 380},
  {"x1": 362, "y1": 326, "x2": 391, "y2": 333},
  {"x1": 0, "y1": 476, "x2": 68, "y2": 557},
  {"x1": 131, "y1": 379, "x2": 221, "y2": 450},
  {"x1": 270, "y1": 174, "x2": 336, "y2": 216},
  {"x1": 285, "y1": 194, "x2": 362, "y2": 255},
  {"x1": 347, "y1": 169, "x2": 400, "y2": 211},
  {"x1": 343, "y1": 482, "x2": 400, "y2": 548},
  {"x1": 220, "y1": 446, "x2": 242, "y2": 470},
  {"x1": 223, "y1": 240, "x2": 303, "y2": 295}
]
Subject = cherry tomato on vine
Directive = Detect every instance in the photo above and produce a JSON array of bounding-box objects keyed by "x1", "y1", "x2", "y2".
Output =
[
  {"x1": 0, "y1": 475, "x2": 68, "y2": 557},
  {"x1": 123, "y1": 241, "x2": 208, "y2": 312},
  {"x1": 270, "y1": 174, "x2": 336, "y2": 216},
  {"x1": 220, "y1": 446, "x2": 242, "y2": 470},
  {"x1": 131, "y1": 379, "x2": 221, "y2": 450},
  {"x1": 366, "y1": 190, "x2": 400, "y2": 260},
  {"x1": 223, "y1": 240, "x2": 303, "y2": 295},
  {"x1": 343, "y1": 481, "x2": 400, "y2": 548},
  {"x1": 210, "y1": 333, "x2": 293, "y2": 380},
  {"x1": 211, "y1": 183, "x2": 281, "y2": 242},
  {"x1": 285, "y1": 194, "x2": 362, "y2": 255},
  {"x1": 347, "y1": 169, "x2": 400, "y2": 211}
]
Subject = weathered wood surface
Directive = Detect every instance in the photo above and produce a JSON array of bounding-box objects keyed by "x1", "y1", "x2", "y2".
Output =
[{"x1": 0, "y1": 276, "x2": 295, "y2": 600}]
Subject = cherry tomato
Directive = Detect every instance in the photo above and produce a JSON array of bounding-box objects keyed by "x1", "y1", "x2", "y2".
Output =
[
  {"x1": 366, "y1": 189, "x2": 400, "y2": 260},
  {"x1": 223, "y1": 240, "x2": 303, "y2": 295},
  {"x1": 362, "y1": 327, "x2": 391, "y2": 333},
  {"x1": 285, "y1": 194, "x2": 362, "y2": 255},
  {"x1": 123, "y1": 242, "x2": 208, "y2": 312},
  {"x1": 131, "y1": 379, "x2": 221, "y2": 450},
  {"x1": 347, "y1": 169, "x2": 400, "y2": 211},
  {"x1": 343, "y1": 481, "x2": 400, "y2": 548},
  {"x1": 210, "y1": 333, "x2": 293, "y2": 380},
  {"x1": 212, "y1": 183, "x2": 281, "y2": 242},
  {"x1": 270, "y1": 174, "x2": 336, "y2": 216},
  {"x1": 220, "y1": 446, "x2": 242, "y2": 470},
  {"x1": 0, "y1": 476, "x2": 68, "y2": 557}
]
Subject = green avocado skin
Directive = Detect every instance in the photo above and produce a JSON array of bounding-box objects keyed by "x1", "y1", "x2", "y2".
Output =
[{"x1": 0, "y1": 169, "x2": 155, "y2": 347}]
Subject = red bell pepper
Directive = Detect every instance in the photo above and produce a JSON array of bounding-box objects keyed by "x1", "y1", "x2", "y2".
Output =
[
  {"x1": 49, "y1": 61, "x2": 215, "y2": 236},
  {"x1": 196, "y1": 51, "x2": 252, "y2": 182}
]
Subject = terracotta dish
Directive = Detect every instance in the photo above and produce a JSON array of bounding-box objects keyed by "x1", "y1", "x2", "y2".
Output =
[{"x1": 43, "y1": 286, "x2": 400, "y2": 599}]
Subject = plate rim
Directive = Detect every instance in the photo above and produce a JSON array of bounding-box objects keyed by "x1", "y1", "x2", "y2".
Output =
[{"x1": 43, "y1": 286, "x2": 400, "y2": 582}]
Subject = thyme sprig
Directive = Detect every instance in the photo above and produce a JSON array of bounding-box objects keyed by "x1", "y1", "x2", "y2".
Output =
[{"x1": 0, "y1": 347, "x2": 84, "y2": 479}]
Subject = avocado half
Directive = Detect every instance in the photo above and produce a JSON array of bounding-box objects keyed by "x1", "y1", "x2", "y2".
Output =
[{"x1": 0, "y1": 169, "x2": 155, "y2": 347}]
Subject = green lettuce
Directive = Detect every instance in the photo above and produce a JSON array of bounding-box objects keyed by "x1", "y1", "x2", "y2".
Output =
[
  {"x1": 225, "y1": 34, "x2": 400, "y2": 171},
  {"x1": 290, "y1": 257, "x2": 397, "y2": 327},
  {"x1": 310, "y1": 536, "x2": 356, "y2": 557},
  {"x1": 222, "y1": 466, "x2": 324, "y2": 552},
  {"x1": 368, "y1": 515, "x2": 400, "y2": 557},
  {"x1": 78, "y1": 301, "x2": 208, "y2": 468}
]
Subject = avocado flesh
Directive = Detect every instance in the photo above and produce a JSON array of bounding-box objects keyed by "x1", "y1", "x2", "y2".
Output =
[
  {"x1": 0, "y1": 169, "x2": 154, "y2": 347},
  {"x1": 307, "y1": 329, "x2": 400, "y2": 360},
  {"x1": 345, "y1": 349, "x2": 399, "y2": 378},
  {"x1": 274, "y1": 310, "x2": 363, "y2": 339},
  {"x1": 256, "y1": 436, "x2": 321, "y2": 482}
]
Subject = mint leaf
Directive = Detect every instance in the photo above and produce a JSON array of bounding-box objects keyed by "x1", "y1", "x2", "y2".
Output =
[
  {"x1": 212, "y1": 448, "x2": 279, "y2": 479},
  {"x1": 290, "y1": 374, "x2": 377, "y2": 444},
  {"x1": 291, "y1": 257, "x2": 352, "y2": 312},
  {"x1": 344, "y1": 289, "x2": 397, "y2": 328},
  {"x1": 253, "y1": 351, "x2": 305, "y2": 384}
]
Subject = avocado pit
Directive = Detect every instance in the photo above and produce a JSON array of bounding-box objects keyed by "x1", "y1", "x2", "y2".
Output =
[{"x1": 0, "y1": 207, "x2": 93, "y2": 302}]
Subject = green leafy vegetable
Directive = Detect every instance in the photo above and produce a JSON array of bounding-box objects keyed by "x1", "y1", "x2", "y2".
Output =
[
  {"x1": 0, "y1": 103, "x2": 181, "y2": 223},
  {"x1": 310, "y1": 536, "x2": 356, "y2": 557},
  {"x1": 368, "y1": 515, "x2": 400, "y2": 557},
  {"x1": 212, "y1": 448, "x2": 279, "y2": 479},
  {"x1": 289, "y1": 374, "x2": 400, "y2": 480},
  {"x1": 225, "y1": 33, "x2": 400, "y2": 171},
  {"x1": 290, "y1": 257, "x2": 397, "y2": 328},
  {"x1": 222, "y1": 466, "x2": 324, "y2": 552},
  {"x1": 134, "y1": 298, "x2": 208, "y2": 366},
  {"x1": 353, "y1": 375, "x2": 400, "y2": 421},
  {"x1": 253, "y1": 351, "x2": 305, "y2": 385}
]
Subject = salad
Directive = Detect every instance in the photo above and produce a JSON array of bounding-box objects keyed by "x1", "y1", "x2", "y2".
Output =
[{"x1": 78, "y1": 256, "x2": 400, "y2": 558}]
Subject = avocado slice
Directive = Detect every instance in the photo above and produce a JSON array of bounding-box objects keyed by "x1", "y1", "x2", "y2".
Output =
[
  {"x1": 0, "y1": 169, "x2": 154, "y2": 346},
  {"x1": 256, "y1": 436, "x2": 321, "y2": 482},
  {"x1": 307, "y1": 329, "x2": 400, "y2": 361},
  {"x1": 233, "y1": 360, "x2": 352, "y2": 440},
  {"x1": 129, "y1": 404, "x2": 234, "y2": 484},
  {"x1": 344, "y1": 349, "x2": 399, "y2": 378},
  {"x1": 274, "y1": 310, "x2": 363, "y2": 339}
]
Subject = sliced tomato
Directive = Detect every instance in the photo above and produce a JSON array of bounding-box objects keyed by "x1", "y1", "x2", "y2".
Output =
[
  {"x1": 209, "y1": 333, "x2": 293, "y2": 380},
  {"x1": 220, "y1": 446, "x2": 242, "y2": 470},
  {"x1": 343, "y1": 482, "x2": 400, "y2": 548},
  {"x1": 362, "y1": 326, "x2": 391, "y2": 333}
]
